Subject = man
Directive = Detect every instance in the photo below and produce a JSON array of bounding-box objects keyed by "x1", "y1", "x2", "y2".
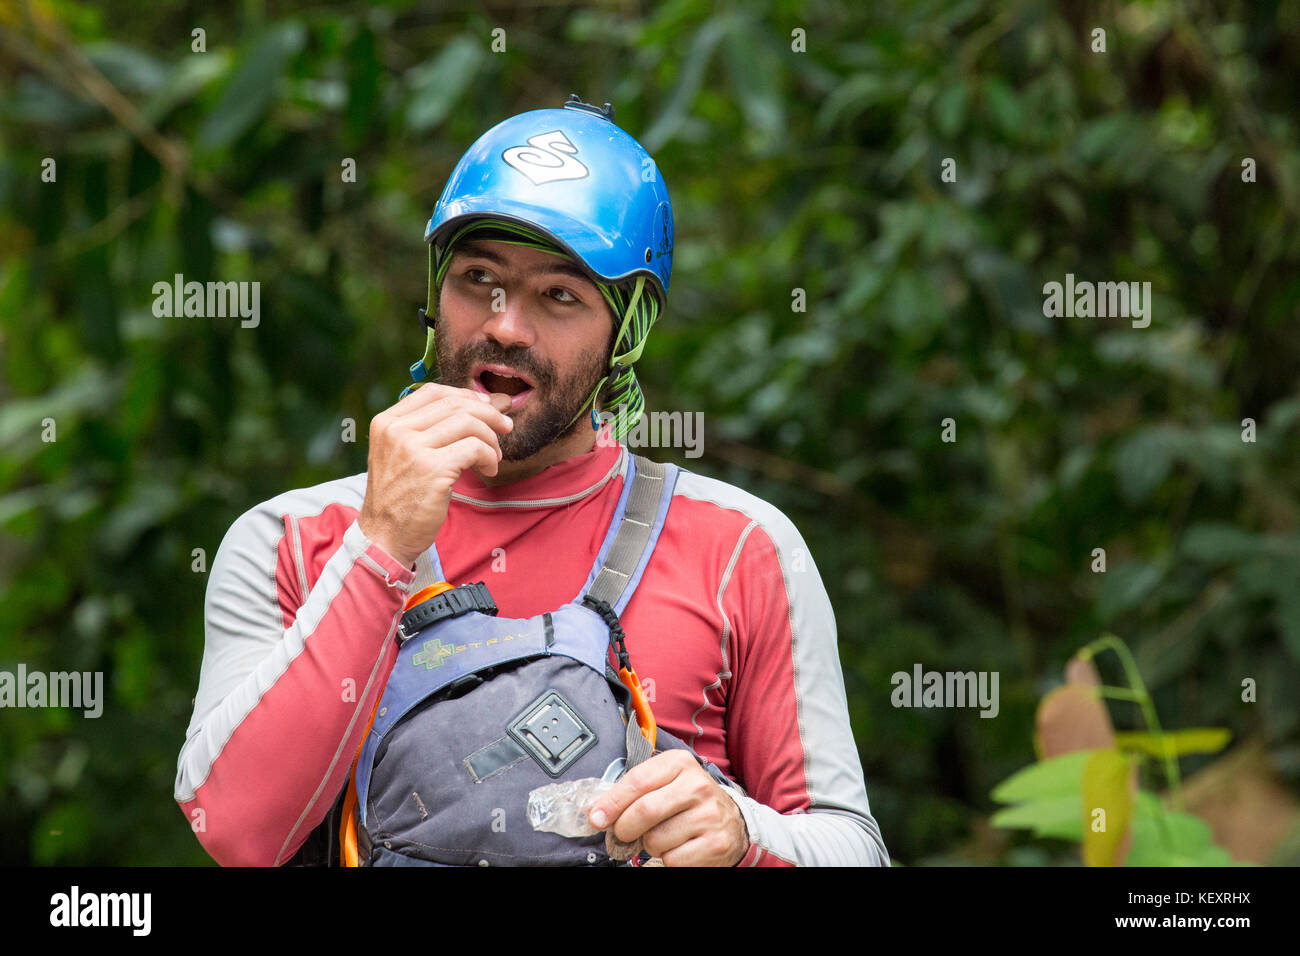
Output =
[{"x1": 175, "y1": 96, "x2": 888, "y2": 866}]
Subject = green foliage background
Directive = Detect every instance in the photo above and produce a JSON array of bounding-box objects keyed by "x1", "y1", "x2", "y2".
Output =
[{"x1": 1, "y1": 0, "x2": 1297, "y2": 865}]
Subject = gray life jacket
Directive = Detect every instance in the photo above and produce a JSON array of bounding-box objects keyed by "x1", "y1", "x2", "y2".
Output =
[{"x1": 352, "y1": 454, "x2": 738, "y2": 866}]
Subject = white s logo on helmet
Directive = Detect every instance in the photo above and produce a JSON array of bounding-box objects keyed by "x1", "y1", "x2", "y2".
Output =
[{"x1": 502, "y1": 130, "x2": 590, "y2": 185}]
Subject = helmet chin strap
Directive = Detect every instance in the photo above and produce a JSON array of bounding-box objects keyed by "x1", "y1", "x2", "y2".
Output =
[
  {"x1": 562, "y1": 274, "x2": 647, "y2": 434},
  {"x1": 399, "y1": 246, "x2": 441, "y2": 399},
  {"x1": 570, "y1": 360, "x2": 626, "y2": 435}
]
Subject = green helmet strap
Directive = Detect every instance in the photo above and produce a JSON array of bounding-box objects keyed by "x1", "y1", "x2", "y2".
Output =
[{"x1": 405, "y1": 218, "x2": 660, "y2": 442}]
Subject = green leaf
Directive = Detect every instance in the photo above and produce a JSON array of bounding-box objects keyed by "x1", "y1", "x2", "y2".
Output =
[
  {"x1": 1077, "y1": 113, "x2": 1131, "y2": 164},
  {"x1": 197, "y1": 22, "x2": 306, "y2": 150},
  {"x1": 721, "y1": 16, "x2": 783, "y2": 155},
  {"x1": 84, "y1": 42, "x2": 169, "y2": 94},
  {"x1": 98, "y1": 481, "x2": 183, "y2": 557},
  {"x1": 1125, "y1": 806, "x2": 1239, "y2": 866},
  {"x1": 141, "y1": 50, "x2": 231, "y2": 127},
  {"x1": 1114, "y1": 729, "x2": 1231, "y2": 759},
  {"x1": 1265, "y1": 396, "x2": 1300, "y2": 433},
  {"x1": 990, "y1": 795, "x2": 1083, "y2": 840},
  {"x1": 1, "y1": 75, "x2": 98, "y2": 126},
  {"x1": 1180, "y1": 523, "x2": 1263, "y2": 564},
  {"x1": 405, "y1": 35, "x2": 484, "y2": 133},
  {"x1": 0, "y1": 487, "x2": 45, "y2": 526},
  {"x1": 642, "y1": 13, "x2": 734, "y2": 151},
  {"x1": 934, "y1": 82, "x2": 968, "y2": 138},
  {"x1": 990, "y1": 749, "x2": 1095, "y2": 804},
  {"x1": 1114, "y1": 426, "x2": 1177, "y2": 505},
  {"x1": 982, "y1": 77, "x2": 1021, "y2": 138},
  {"x1": 815, "y1": 73, "x2": 888, "y2": 134},
  {"x1": 1095, "y1": 560, "x2": 1165, "y2": 621},
  {"x1": 0, "y1": 368, "x2": 115, "y2": 454},
  {"x1": 345, "y1": 27, "x2": 381, "y2": 140}
]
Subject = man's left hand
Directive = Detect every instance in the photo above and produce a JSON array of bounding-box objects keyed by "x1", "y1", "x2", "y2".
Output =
[{"x1": 587, "y1": 749, "x2": 750, "y2": 866}]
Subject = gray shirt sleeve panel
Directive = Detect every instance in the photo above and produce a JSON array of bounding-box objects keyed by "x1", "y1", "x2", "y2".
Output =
[
  {"x1": 175, "y1": 480, "x2": 407, "y2": 802},
  {"x1": 721, "y1": 786, "x2": 891, "y2": 866}
]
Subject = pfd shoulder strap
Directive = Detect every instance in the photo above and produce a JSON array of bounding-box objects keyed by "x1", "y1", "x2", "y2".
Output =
[{"x1": 582, "y1": 454, "x2": 678, "y2": 614}]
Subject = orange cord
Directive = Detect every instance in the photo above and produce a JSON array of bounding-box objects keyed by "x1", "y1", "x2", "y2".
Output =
[
  {"x1": 339, "y1": 702, "x2": 380, "y2": 866},
  {"x1": 619, "y1": 666, "x2": 657, "y2": 750}
]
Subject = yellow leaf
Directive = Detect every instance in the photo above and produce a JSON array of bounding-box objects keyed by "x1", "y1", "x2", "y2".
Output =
[
  {"x1": 1081, "y1": 749, "x2": 1133, "y2": 867},
  {"x1": 1114, "y1": 729, "x2": 1231, "y2": 759}
]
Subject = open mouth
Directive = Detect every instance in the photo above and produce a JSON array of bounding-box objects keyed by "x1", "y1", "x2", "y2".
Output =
[
  {"x1": 472, "y1": 365, "x2": 536, "y2": 410},
  {"x1": 480, "y1": 370, "x2": 530, "y2": 395}
]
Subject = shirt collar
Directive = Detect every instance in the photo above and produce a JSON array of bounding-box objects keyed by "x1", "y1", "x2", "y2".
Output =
[{"x1": 450, "y1": 438, "x2": 626, "y2": 510}]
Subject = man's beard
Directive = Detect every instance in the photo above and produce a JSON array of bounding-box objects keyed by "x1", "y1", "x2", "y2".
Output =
[{"x1": 433, "y1": 316, "x2": 608, "y2": 461}]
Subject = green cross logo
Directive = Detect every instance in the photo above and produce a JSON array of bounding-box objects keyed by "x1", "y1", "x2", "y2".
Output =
[{"x1": 412, "y1": 638, "x2": 453, "y2": 670}]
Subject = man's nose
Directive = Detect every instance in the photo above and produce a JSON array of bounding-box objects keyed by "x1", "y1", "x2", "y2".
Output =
[{"x1": 481, "y1": 286, "x2": 536, "y2": 350}]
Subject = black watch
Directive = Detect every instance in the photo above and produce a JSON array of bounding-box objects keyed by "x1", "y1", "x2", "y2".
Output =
[{"x1": 398, "y1": 582, "x2": 498, "y2": 643}]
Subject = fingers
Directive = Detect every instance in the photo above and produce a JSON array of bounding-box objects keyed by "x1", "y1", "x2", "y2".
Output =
[
  {"x1": 398, "y1": 393, "x2": 515, "y2": 436},
  {"x1": 388, "y1": 380, "x2": 475, "y2": 414},
  {"x1": 590, "y1": 750, "x2": 700, "y2": 842},
  {"x1": 485, "y1": 392, "x2": 513, "y2": 414},
  {"x1": 641, "y1": 813, "x2": 712, "y2": 863},
  {"x1": 433, "y1": 435, "x2": 503, "y2": 479},
  {"x1": 371, "y1": 386, "x2": 513, "y2": 464},
  {"x1": 619, "y1": 766, "x2": 745, "y2": 866},
  {"x1": 358, "y1": 384, "x2": 514, "y2": 567},
  {"x1": 656, "y1": 831, "x2": 737, "y2": 868},
  {"x1": 415, "y1": 414, "x2": 507, "y2": 463},
  {"x1": 588, "y1": 751, "x2": 684, "y2": 831},
  {"x1": 609, "y1": 773, "x2": 704, "y2": 844}
]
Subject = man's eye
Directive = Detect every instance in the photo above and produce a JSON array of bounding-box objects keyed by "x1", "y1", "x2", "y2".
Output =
[
  {"x1": 549, "y1": 287, "x2": 578, "y2": 304},
  {"x1": 466, "y1": 268, "x2": 494, "y2": 284}
]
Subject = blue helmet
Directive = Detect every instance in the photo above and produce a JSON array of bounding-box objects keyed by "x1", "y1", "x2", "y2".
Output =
[
  {"x1": 405, "y1": 96, "x2": 673, "y2": 434},
  {"x1": 424, "y1": 95, "x2": 674, "y2": 307}
]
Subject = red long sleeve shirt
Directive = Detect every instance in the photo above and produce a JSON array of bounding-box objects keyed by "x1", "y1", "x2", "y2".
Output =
[{"x1": 175, "y1": 439, "x2": 887, "y2": 866}]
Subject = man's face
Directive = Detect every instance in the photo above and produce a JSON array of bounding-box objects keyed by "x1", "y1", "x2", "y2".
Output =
[{"x1": 434, "y1": 238, "x2": 614, "y2": 461}]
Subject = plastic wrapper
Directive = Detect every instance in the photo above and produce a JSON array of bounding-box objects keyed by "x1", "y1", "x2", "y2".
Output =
[{"x1": 526, "y1": 777, "x2": 615, "y2": 837}]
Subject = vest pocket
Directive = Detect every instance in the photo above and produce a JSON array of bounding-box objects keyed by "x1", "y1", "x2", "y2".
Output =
[{"x1": 366, "y1": 654, "x2": 627, "y2": 865}]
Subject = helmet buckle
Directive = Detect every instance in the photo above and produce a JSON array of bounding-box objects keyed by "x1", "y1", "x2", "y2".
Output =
[
  {"x1": 564, "y1": 93, "x2": 615, "y2": 122},
  {"x1": 601, "y1": 361, "x2": 627, "y2": 403}
]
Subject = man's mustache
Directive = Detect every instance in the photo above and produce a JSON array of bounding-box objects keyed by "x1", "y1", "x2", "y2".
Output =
[{"x1": 452, "y1": 345, "x2": 556, "y2": 390}]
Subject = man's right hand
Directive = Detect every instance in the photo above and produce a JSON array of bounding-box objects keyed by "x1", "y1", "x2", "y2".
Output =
[{"x1": 357, "y1": 383, "x2": 514, "y2": 569}]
